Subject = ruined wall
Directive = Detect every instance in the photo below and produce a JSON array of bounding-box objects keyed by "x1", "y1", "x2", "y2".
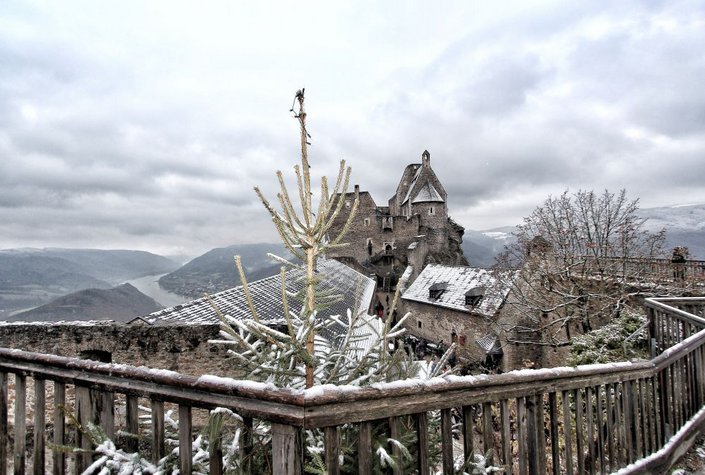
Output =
[
  {"x1": 0, "y1": 323, "x2": 239, "y2": 378},
  {"x1": 399, "y1": 300, "x2": 494, "y2": 367},
  {"x1": 378, "y1": 215, "x2": 421, "y2": 258},
  {"x1": 328, "y1": 191, "x2": 422, "y2": 268},
  {"x1": 495, "y1": 280, "x2": 572, "y2": 372}
]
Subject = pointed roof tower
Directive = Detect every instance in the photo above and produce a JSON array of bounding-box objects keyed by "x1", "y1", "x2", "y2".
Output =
[
  {"x1": 401, "y1": 150, "x2": 446, "y2": 205},
  {"x1": 388, "y1": 150, "x2": 448, "y2": 214}
]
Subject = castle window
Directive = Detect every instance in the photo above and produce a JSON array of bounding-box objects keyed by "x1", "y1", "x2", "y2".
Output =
[
  {"x1": 465, "y1": 286, "x2": 485, "y2": 306},
  {"x1": 429, "y1": 207, "x2": 435, "y2": 215},
  {"x1": 363, "y1": 217, "x2": 370, "y2": 226},
  {"x1": 345, "y1": 200, "x2": 351, "y2": 209},
  {"x1": 418, "y1": 321, "x2": 422, "y2": 329},
  {"x1": 383, "y1": 216, "x2": 393, "y2": 231},
  {"x1": 384, "y1": 243, "x2": 393, "y2": 255},
  {"x1": 429, "y1": 282, "x2": 447, "y2": 300},
  {"x1": 367, "y1": 238, "x2": 373, "y2": 256}
]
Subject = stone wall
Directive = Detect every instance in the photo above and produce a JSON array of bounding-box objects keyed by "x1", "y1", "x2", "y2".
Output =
[
  {"x1": 0, "y1": 323, "x2": 239, "y2": 378},
  {"x1": 327, "y1": 153, "x2": 466, "y2": 281},
  {"x1": 399, "y1": 300, "x2": 494, "y2": 367}
]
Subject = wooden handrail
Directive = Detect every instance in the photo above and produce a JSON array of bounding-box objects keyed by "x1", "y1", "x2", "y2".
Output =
[{"x1": 1, "y1": 297, "x2": 705, "y2": 473}]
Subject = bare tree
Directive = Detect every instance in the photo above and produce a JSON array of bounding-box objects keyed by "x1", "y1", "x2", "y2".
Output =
[{"x1": 496, "y1": 189, "x2": 666, "y2": 350}]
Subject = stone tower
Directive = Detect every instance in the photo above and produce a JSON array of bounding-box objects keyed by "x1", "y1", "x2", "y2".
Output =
[{"x1": 326, "y1": 150, "x2": 467, "y2": 291}]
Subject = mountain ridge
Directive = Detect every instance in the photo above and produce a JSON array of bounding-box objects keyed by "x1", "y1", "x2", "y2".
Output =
[
  {"x1": 158, "y1": 243, "x2": 293, "y2": 298},
  {"x1": 0, "y1": 248, "x2": 179, "y2": 319},
  {"x1": 7, "y1": 283, "x2": 163, "y2": 323}
]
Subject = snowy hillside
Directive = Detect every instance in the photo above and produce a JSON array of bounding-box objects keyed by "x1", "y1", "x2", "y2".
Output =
[
  {"x1": 638, "y1": 203, "x2": 705, "y2": 259},
  {"x1": 639, "y1": 203, "x2": 705, "y2": 232},
  {"x1": 462, "y1": 226, "x2": 517, "y2": 268}
]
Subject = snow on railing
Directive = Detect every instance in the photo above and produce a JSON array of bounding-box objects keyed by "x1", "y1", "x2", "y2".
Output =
[
  {"x1": 1, "y1": 297, "x2": 705, "y2": 474},
  {"x1": 582, "y1": 256, "x2": 705, "y2": 285}
]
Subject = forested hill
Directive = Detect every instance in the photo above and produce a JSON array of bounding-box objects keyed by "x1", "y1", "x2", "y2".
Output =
[
  {"x1": 158, "y1": 243, "x2": 292, "y2": 298},
  {"x1": 0, "y1": 248, "x2": 179, "y2": 319},
  {"x1": 0, "y1": 248, "x2": 179, "y2": 286},
  {"x1": 6, "y1": 283, "x2": 163, "y2": 323},
  {"x1": 461, "y1": 227, "x2": 517, "y2": 268}
]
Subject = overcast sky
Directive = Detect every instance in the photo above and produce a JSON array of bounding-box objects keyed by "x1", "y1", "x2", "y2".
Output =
[{"x1": 1, "y1": 0, "x2": 704, "y2": 257}]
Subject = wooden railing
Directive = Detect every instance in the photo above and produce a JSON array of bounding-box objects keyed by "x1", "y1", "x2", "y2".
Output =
[
  {"x1": 2, "y1": 297, "x2": 705, "y2": 474},
  {"x1": 582, "y1": 256, "x2": 705, "y2": 285}
]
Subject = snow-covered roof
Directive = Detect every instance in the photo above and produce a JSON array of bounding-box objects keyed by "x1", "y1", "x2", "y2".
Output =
[
  {"x1": 146, "y1": 257, "x2": 376, "y2": 328},
  {"x1": 476, "y1": 334, "x2": 502, "y2": 355},
  {"x1": 402, "y1": 264, "x2": 516, "y2": 318},
  {"x1": 400, "y1": 161, "x2": 446, "y2": 206},
  {"x1": 411, "y1": 182, "x2": 444, "y2": 204},
  {"x1": 401, "y1": 166, "x2": 423, "y2": 205},
  {"x1": 0, "y1": 320, "x2": 117, "y2": 327}
]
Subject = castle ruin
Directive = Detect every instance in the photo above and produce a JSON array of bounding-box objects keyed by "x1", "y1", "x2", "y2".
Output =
[{"x1": 326, "y1": 150, "x2": 467, "y2": 292}]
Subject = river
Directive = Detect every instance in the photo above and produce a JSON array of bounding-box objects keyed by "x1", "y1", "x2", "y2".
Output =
[{"x1": 125, "y1": 273, "x2": 189, "y2": 308}]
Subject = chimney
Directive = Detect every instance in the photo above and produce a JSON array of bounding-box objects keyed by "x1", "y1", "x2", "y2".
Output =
[{"x1": 422, "y1": 150, "x2": 430, "y2": 168}]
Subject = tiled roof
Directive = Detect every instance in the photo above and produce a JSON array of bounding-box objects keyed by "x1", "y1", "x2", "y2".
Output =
[
  {"x1": 145, "y1": 257, "x2": 376, "y2": 329},
  {"x1": 401, "y1": 166, "x2": 423, "y2": 205},
  {"x1": 401, "y1": 264, "x2": 516, "y2": 318}
]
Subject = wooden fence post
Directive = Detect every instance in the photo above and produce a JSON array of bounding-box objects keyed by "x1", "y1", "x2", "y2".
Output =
[
  {"x1": 271, "y1": 423, "x2": 301, "y2": 475},
  {"x1": 0, "y1": 372, "x2": 7, "y2": 475}
]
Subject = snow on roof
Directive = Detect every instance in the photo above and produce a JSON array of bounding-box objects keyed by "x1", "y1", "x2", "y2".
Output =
[
  {"x1": 146, "y1": 257, "x2": 379, "y2": 356},
  {"x1": 411, "y1": 182, "x2": 444, "y2": 204},
  {"x1": 146, "y1": 257, "x2": 375, "y2": 327},
  {"x1": 0, "y1": 320, "x2": 119, "y2": 327},
  {"x1": 401, "y1": 165, "x2": 423, "y2": 205},
  {"x1": 402, "y1": 264, "x2": 516, "y2": 318},
  {"x1": 476, "y1": 334, "x2": 503, "y2": 355}
]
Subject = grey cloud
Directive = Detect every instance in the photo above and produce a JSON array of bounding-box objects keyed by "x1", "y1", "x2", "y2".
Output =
[
  {"x1": 2, "y1": 0, "x2": 705, "y2": 254},
  {"x1": 456, "y1": 55, "x2": 547, "y2": 116}
]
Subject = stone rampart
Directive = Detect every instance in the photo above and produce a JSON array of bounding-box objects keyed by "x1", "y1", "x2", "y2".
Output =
[{"x1": 0, "y1": 323, "x2": 237, "y2": 378}]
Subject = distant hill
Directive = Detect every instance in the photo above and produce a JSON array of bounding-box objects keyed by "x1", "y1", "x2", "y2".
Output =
[
  {"x1": 638, "y1": 203, "x2": 705, "y2": 259},
  {"x1": 41, "y1": 248, "x2": 180, "y2": 283},
  {"x1": 458, "y1": 203, "x2": 705, "y2": 266},
  {"x1": 159, "y1": 243, "x2": 292, "y2": 298},
  {"x1": 7, "y1": 283, "x2": 163, "y2": 323},
  {"x1": 462, "y1": 227, "x2": 517, "y2": 268},
  {"x1": 0, "y1": 248, "x2": 179, "y2": 319}
]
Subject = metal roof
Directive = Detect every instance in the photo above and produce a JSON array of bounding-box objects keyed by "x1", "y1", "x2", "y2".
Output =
[
  {"x1": 402, "y1": 264, "x2": 516, "y2": 318},
  {"x1": 146, "y1": 257, "x2": 375, "y2": 327}
]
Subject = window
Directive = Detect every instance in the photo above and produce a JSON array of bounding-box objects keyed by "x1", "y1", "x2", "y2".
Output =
[
  {"x1": 345, "y1": 200, "x2": 351, "y2": 209},
  {"x1": 418, "y1": 321, "x2": 422, "y2": 329},
  {"x1": 367, "y1": 239, "x2": 373, "y2": 256},
  {"x1": 465, "y1": 295, "x2": 482, "y2": 306},
  {"x1": 363, "y1": 217, "x2": 370, "y2": 226},
  {"x1": 429, "y1": 206, "x2": 434, "y2": 215},
  {"x1": 465, "y1": 286, "x2": 485, "y2": 306},
  {"x1": 429, "y1": 282, "x2": 447, "y2": 299}
]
